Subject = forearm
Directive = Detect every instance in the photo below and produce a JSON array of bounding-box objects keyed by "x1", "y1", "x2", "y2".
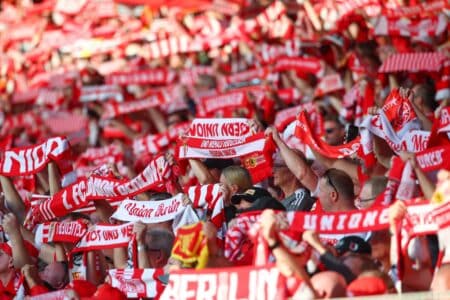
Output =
[
  {"x1": 113, "y1": 247, "x2": 128, "y2": 269},
  {"x1": 0, "y1": 176, "x2": 25, "y2": 222},
  {"x1": 48, "y1": 162, "x2": 61, "y2": 196},
  {"x1": 414, "y1": 166, "x2": 435, "y2": 200},
  {"x1": 188, "y1": 159, "x2": 215, "y2": 184},
  {"x1": 10, "y1": 234, "x2": 33, "y2": 268},
  {"x1": 137, "y1": 243, "x2": 150, "y2": 268}
]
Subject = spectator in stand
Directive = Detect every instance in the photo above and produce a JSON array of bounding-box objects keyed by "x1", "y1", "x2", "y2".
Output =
[{"x1": 323, "y1": 115, "x2": 346, "y2": 146}]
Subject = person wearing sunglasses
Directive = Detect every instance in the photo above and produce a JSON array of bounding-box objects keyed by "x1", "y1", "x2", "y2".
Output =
[{"x1": 323, "y1": 115, "x2": 346, "y2": 146}]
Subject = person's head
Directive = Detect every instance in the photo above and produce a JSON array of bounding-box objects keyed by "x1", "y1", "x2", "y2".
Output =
[
  {"x1": 413, "y1": 83, "x2": 437, "y2": 114},
  {"x1": 39, "y1": 261, "x2": 69, "y2": 290},
  {"x1": 230, "y1": 187, "x2": 272, "y2": 210},
  {"x1": 318, "y1": 168, "x2": 355, "y2": 212},
  {"x1": 368, "y1": 230, "x2": 391, "y2": 269},
  {"x1": 143, "y1": 228, "x2": 175, "y2": 268},
  {"x1": 357, "y1": 176, "x2": 388, "y2": 209},
  {"x1": 272, "y1": 152, "x2": 303, "y2": 194},
  {"x1": 220, "y1": 166, "x2": 253, "y2": 203},
  {"x1": 311, "y1": 271, "x2": 347, "y2": 298},
  {"x1": 324, "y1": 115, "x2": 346, "y2": 146},
  {"x1": 204, "y1": 158, "x2": 235, "y2": 182},
  {"x1": 0, "y1": 243, "x2": 13, "y2": 273}
]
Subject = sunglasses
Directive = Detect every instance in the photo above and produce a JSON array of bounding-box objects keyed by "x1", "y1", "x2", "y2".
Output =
[
  {"x1": 325, "y1": 127, "x2": 337, "y2": 134},
  {"x1": 323, "y1": 170, "x2": 338, "y2": 193}
]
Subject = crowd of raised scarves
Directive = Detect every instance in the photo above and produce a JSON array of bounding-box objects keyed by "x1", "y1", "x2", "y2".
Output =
[{"x1": 0, "y1": 0, "x2": 449, "y2": 299}]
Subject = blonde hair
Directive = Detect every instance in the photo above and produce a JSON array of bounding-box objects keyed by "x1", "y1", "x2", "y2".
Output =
[{"x1": 221, "y1": 166, "x2": 252, "y2": 192}]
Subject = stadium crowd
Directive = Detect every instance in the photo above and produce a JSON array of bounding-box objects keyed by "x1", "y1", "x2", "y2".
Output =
[{"x1": 0, "y1": 0, "x2": 449, "y2": 299}]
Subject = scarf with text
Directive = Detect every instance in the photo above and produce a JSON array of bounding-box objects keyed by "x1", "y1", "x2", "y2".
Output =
[
  {"x1": 274, "y1": 56, "x2": 324, "y2": 77},
  {"x1": 160, "y1": 264, "x2": 312, "y2": 300},
  {"x1": 295, "y1": 110, "x2": 361, "y2": 158},
  {"x1": 199, "y1": 91, "x2": 253, "y2": 118},
  {"x1": 101, "y1": 93, "x2": 165, "y2": 120},
  {"x1": 275, "y1": 102, "x2": 321, "y2": 133},
  {"x1": 111, "y1": 195, "x2": 185, "y2": 223},
  {"x1": 79, "y1": 84, "x2": 123, "y2": 103},
  {"x1": 374, "y1": 14, "x2": 447, "y2": 39},
  {"x1": 34, "y1": 220, "x2": 88, "y2": 248},
  {"x1": 105, "y1": 68, "x2": 176, "y2": 86},
  {"x1": 30, "y1": 155, "x2": 172, "y2": 223},
  {"x1": 0, "y1": 136, "x2": 73, "y2": 179},
  {"x1": 72, "y1": 222, "x2": 133, "y2": 252},
  {"x1": 382, "y1": 0, "x2": 448, "y2": 18},
  {"x1": 75, "y1": 144, "x2": 123, "y2": 168},
  {"x1": 108, "y1": 268, "x2": 165, "y2": 299},
  {"x1": 359, "y1": 89, "x2": 429, "y2": 155},
  {"x1": 177, "y1": 118, "x2": 269, "y2": 160}
]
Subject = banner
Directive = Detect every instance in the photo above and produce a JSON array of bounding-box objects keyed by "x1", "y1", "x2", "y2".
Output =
[
  {"x1": 111, "y1": 195, "x2": 185, "y2": 223},
  {"x1": 0, "y1": 136, "x2": 73, "y2": 177},
  {"x1": 108, "y1": 268, "x2": 165, "y2": 299},
  {"x1": 73, "y1": 222, "x2": 133, "y2": 252}
]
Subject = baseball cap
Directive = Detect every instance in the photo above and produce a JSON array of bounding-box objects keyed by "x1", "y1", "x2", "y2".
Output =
[
  {"x1": 238, "y1": 196, "x2": 286, "y2": 213},
  {"x1": 231, "y1": 187, "x2": 271, "y2": 205},
  {"x1": 335, "y1": 236, "x2": 372, "y2": 256}
]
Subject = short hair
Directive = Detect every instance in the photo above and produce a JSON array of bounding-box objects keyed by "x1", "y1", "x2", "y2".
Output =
[
  {"x1": 364, "y1": 176, "x2": 388, "y2": 198},
  {"x1": 415, "y1": 83, "x2": 437, "y2": 111},
  {"x1": 324, "y1": 115, "x2": 344, "y2": 128},
  {"x1": 149, "y1": 192, "x2": 173, "y2": 201},
  {"x1": 145, "y1": 228, "x2": 175, "y2": 260},
  {"x1": 221, "y1": 165, "x2": 253, "y2": 192},
  {"x1": 324, "y1": 168, "x2": 355, "y2": 201}
]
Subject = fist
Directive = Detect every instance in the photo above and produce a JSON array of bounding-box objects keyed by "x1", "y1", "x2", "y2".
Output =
[{"x1": 2, "y1": 213, "x2": 20, "y2": 238}]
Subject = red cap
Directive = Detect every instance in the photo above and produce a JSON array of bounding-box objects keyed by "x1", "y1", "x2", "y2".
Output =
[
  {"x1": 84, "y1": 283, "x2": 127, "y2": 300},
  {"x1": 347, "y1": 276, "x2": 387, "y2": 296},
  {"x1": 0, "y1": 243, "x2": 12, "y2": 257},
  {"x1": 67, "y1": 280, "x2": 97, "y2": 297}
]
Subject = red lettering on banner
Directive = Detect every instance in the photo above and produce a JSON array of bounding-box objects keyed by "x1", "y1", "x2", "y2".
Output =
[
  {"x1": 154, "y1": 200, "x2": 181, "y2": 217},
  {"x1": 86, "y1": 230, "x2": 101, "y2": 243},
  {"x1": 189, "y1": 123, "x2": 219, "y2": 138},
  {"x1": 124, "y1": 203, "x2": 155, "y2": 218},
  {"x1": 220, "y1": 122, "x2": 250, "y2": 137},
  {"x1": 412, "y1": 134, "x2": 428, "y2": 151},
  {"x1": 102, "y1": 229, "x2": 119, "y2": 241}
]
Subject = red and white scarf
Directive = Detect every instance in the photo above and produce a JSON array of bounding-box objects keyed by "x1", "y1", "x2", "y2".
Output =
[
  {"x1": 295, "y1": 110, "x2": 361, "y2": 158},
  {"x1": 274, "y1": 56, "x2": 324, "y2": 76},
  {"x1": 72, "y1": 222, "x2": 133, "y2": 252},
  {"x1": 79, "y1": 84, "x2": 123, "y2": 102},
  {"x1": 177, "y1": 118, "x2": 268, "y2": 160},
  {"x1": 383, "y1": 0, "x2": 448, "y2": 18},
  {"x1": 105, "y1": 68, "x2": 176, "y2": 86},
  {"x1": 359, "y1": 89, "x2": 428, "y2": 154},
  {"x1": 199, "y1": 91, "x2": 252, "y2": 117},
  {"x1": 133, "y1": 133, "x2": 170, "y2": 157},
  {"x1": 31, "y1": 155, "x2": 172, "y2": 222},
  {"x1": 111, "y1": 195, "x2": 185, "y2": 223},
  {"x1": 188, "y1": 184, "x2": 226, "y2": 239},
  {"x1": 75, "y1": 144, "x2": 123, "y2": 167},
  {"x1": 108, "y1": 268, "x2": 165, "y2": 299},
  {"x1": 35, "y1": 220, "x2": 88, "y2": 248},
  {"x1": 0, "y1": 136, "x2": 73, "y2": 178},
  {"x1": 375, "y1": 14, "x2": 447, "y2": 38},
  {"x1": 161, "y1": 264, "x2": 291, "y2": 300},
  {"x1": 102, "y1": 93, "x2": 165, "y2": 119},
  {"x1": 314, "y1": 74, "x2": 344, "y2": 97}
]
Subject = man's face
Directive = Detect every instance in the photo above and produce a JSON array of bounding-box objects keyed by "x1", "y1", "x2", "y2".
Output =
[
  {"x1": 219, "y1": 174, "x2": 232, "y2": 204},
  {"x1": 39, "y1": 262, "x2": 66, "y2": 289},
  {"x1": 273, "y1": 166, "x2": 291, "y2": 187},
  {"x1": 324, "y1": 120, "x2": 345, "y2": 146}
]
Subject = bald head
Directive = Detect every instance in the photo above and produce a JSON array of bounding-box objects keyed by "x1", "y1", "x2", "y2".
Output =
[{"x1": 311, "y1": 271, "x2": 347, "y2": 298}]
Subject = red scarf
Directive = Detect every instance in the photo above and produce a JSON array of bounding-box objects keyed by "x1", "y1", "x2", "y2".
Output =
[
  {"x1": 108, "y1": 268, "x2": 165, "y2": 299},
  {"x1": 30, "y1": 155, "x2": 172, "y2": 222},
  {"x1": 102, "y1": 93, "x2": 165, "y2": 120},
  {"x1": 105, "y1": 68, "x2": 176, "y2": 86},
  {"x1": 295, "y1": 110, "x2": 361, "y2": 158},
  {"x1": 0, "y1": 136, "x2": 73, "y2": 178}
]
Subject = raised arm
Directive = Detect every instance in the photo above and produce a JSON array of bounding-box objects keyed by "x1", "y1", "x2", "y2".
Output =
[
  {"x1": 266, "y1": 127, "x2": 318, "y2": 192},
  {"x1": 0, "y1": 175, "x2": 26, "y2": 223}
]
